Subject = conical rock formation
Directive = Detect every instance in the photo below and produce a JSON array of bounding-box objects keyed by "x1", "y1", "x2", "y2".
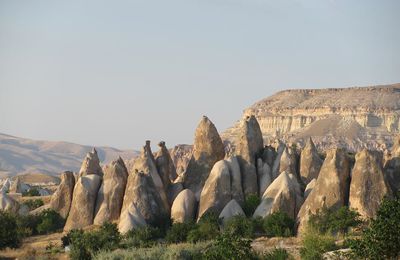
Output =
[
  {"x1": 48, "y1": 171, "x2": 75, "y2": 218},
  {"x1": 118, "y1": 203, "x2": 147, "y2": 234},
  {"x1": 0, "y1": 192, "x2": 20, "y2": 213},
  {"x1": 183, "y1": 116, "x2": 225, "y2": 199},
  {"x1": 349, "y1": 149, "x2": 392, "y2": 218},
  {"x1": 79, "y1": 148, "x2": 103, "y2": 177},
  {"x1": 297, "y1": 148, "x2": 350, "y2": 233},
  {"x1": 171, "y1": 189, "x2": 197, "y2": 223},
  {"x1": 257, "y1": 158, "x2": 272, "y2": 197},
  {"x1": 236, "y1": 115, "x2": 263, "y2": 197},
  {"x1": 300, "y1": 138, "x2": 323, "y2": 185},
  {"x1": 219, "y1": 199, "x2": 245, "y2": 224},
  {"x1": 253, "y1": 171, "x2": 303, "y2": 219},
  {"x1": 94, "y1": 157, "x2": 128, "y2": 225},
  {"x1": 64, "y1": 174, "x2": 102, "y2": 231},
  {"x1": 155, "y1": 141, "x2": 177, "y2": 186}
]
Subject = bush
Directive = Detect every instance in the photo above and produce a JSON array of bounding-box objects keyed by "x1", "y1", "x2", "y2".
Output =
[
  {"x1": 349, "y1": 196, "x2": 400, "y2": 260},
  {"x1": 123, "y1": 226, "x2": 162, "y2": 248},
  {"x1": 263, "y1": 212, "x2": 295, "y2": 237},
  {"x1": 243, "y1": 194, "x2": 261, "y2": 217},
  {"x1": 36, "y1": 209, "x2": 65, "y2": 234},
  {"x1": 65, "y1": 222, "x2": 121, "y2": 260},
  {"x1": 0, "y1": 211, "x2": 20, "y2": 249},
  {"x1": 223, "y1": 215, "x2": 254, "y2": 238},
  {"x1": 23, "y1": 199, "x2": 44, "y2": 210},
  {"x1": 308, "y1": 206, "x2": 362, "y2": 236},
  {"x1": 300, "y1": 227, "x2": 337, "y2": 260},
  {"x1": 204, "y1": 232, "x2": 256, "y2": 260},
  {"x1": 165, "y1": 221, "x2": 196, "y2": 243},
  {"x1": 261, "y1": 248, "x2": 291, "y2": 260},
  {"x1": 22, "y1": 188, "x2": 40, "y2": 197},
  {"x1": 187, "y1": 213, "x2": 220, "y2": 243}
]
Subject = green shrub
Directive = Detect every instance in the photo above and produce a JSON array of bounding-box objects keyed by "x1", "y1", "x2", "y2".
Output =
[
  {"x1": 261, "y1": 248, "x2": 291, "y2": 260},
  {"x1": 263, "y1": 212, "x2": 295, "y2": 237},
  {"x1": 22, "y1": 188, "x2": 40, "y2": 197},
  {"x1": 16, "y1": 214, "x2": 40, "y2": 237},
  {"x1": 23, "y1": 199, "x2": 44, "y2": 210},
  {"x1": 348, "y1": 196, "x2": 400, "y2": 260},
  {"x1": 166, "y1": 221, "x2": 196, "y2": 243},
  {"x1": 243, "y1": 194, "x2": 261, "y2": 217},
  {"x1": 223, "y1": 215, "x2": 254, "y2": 238},
  {"x1": 308, "y1": 206, "x2": 362, "y2": 236},
  {"x1": 36, "y1": 209, "x2": 65, "y2": 234},
  {"x1": 0, "y1": 211, "x2": 21, "y2": 249},
  {"x1": 203, "y1": 232, "x2": 256, "y2": 260},
  {"x1": 187, "y1": 213, "x2": 220, "y2": 243},
  {"x1": 300, "y1": 227, "x2": 337, "y2": 260},
  {"x1": 123, "y1": 226, "x2": 162, "y2": 248},
  {"x1": 65, "y1": 222, "x2": 121, "y2": 260}
]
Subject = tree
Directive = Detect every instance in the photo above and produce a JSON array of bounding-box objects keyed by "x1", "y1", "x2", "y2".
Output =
[
  {"x1": 0, "y1": 211, "x2": 20, "y2": 249},
  {"x1": 263, "y1": 211, "x2": 295, "y2": 237},
  {"x1": 204, "y1": 232, "x2": 256, "y2": 260}
]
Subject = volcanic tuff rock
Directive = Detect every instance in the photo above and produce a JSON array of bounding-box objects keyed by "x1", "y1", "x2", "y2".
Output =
[
  {"x1": 94, "y1": 157, "x2": 128, "y2": 225},
  {"x1": 349, "y1": 149, "x2": 392, "y2": 218},
  {"x1": 48, "y1": 171, "x2": 75, "y2": 218},
  {"x1": 0, "y1": 192, "x2": 20, "y2": 213},
  {"x1": 297, "y1": 148, "x2": 350, "y2": 232},
  {"x1": 183, "y1": 116, "x2": 225, "y2": 199},
  {"x1": 155, "y1": 141, "x2": 176, "y2": 187},
  {"x1": 78, "y1": 148, "x2": 103, "y2": 177},
  {"x1": 257, "y1": 158, "x2": 272, "y2": 197},
  {"x1": 219, "y1": 199, "x2": 245, "y2": 224},
  {"x1": 64, "y1": 174, "x2": 102, "y2": 231},
  {"x1": 120, "y1": 170, "x2": 169, "y2": 228},
  {"x1": 118, "y1": 203, "x2": 147, "y2": 234},
  {"x1": 225, "y1": 156, "x2": 245, "y2": 205},
  {"x1": 171, "y1": 189, "x2": 197, "y2": 223},
  {"x1": 278, "y1": 146, "x2": 298, "y2": 176},
  {"x1": 253, "y1": 171, "x2": 303, "y2": 219},
  {"x1": 385, "y1": 135, "x2": 400, "y2": 192},
  {"x1": 223, "y1": 84, "x2": 400, "y2": 152},
  {"x1": 132, "y1": 141, "x2": 170, "y2": 212},
  {"x1": 272, "y1": 141, "x2": 286, "y2": 180},
  {"x1": 236, "y1": 115, "x2": 263, "y2": 197},
  {"x1": 300, "y1": 138, "x2": 323, "y2": 185},
  {"x1": 198, "y1": 160, "x2": 232, "y2": 220},
  {"x1": 304, "y1": 179, "x2": 316, "y2": 199},
  {"x1": 169, "y1": 144, "x2": 193, "y2": 176}
]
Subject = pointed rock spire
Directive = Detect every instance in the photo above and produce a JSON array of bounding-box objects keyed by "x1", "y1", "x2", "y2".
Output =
[
  {"x1": 94, "y1": 158, "x2": 129, "y2": 225},
  {"x1": 297, "y1": 148, "x2": 350, "y2": 233},
  {"x1": 300, "y1": 137, "x2": 323, "y2": 185},
  {"x1": 155, "y1": 141, "x2": 176, "y2": 188},
  {"x1": 183, "y1": 116, "x2": 225, "y2": 199},
  {"x1": 236, "y1": 115, "x2": 263, "y2": 197},
  {"x1": 349, "y1": 149, "x2": 392, "y2": 218},
  {"x1": 219, "y1": 199, "x2": 245, "y2": 224},
  {"x1": 49, "y1": 171, "x2": 75, "y2": 218},
  {"x1": 79, "y1": 148, "x2": 103, "y2": 177}
]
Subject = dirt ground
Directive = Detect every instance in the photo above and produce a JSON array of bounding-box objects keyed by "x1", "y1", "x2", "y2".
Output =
[{"x1": 252, "y1": 237, "x2": 302, "y2": 259}]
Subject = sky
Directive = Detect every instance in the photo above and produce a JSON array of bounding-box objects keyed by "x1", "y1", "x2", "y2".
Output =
[{"x1": 0, "y1": 0, "x2": 399, "y2": 150}]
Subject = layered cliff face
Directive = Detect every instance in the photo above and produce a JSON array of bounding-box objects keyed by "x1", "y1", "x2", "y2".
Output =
[{"x1": 223, "y1": 84, "x2": 400, "y2": 152}]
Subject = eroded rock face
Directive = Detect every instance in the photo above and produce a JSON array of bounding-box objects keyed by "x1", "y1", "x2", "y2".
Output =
[
  {"x1": 297, "y1": 148, "x2": 350, "y2": 232},
  {"x1": 300, "y1": 138, "x2": 323, "y2": 185},
  {"x1": 79, "y1": 148, "x2": 103, "y2": 177},
  {"x1": 94, "y1": 157, "x2": 128, "y2": 225},
  {"x1": 155, "y1": 141, "x2": 176, "y2": 188},
  {"x1": 183, "y1": 116, "x2": 225, "y2": 199},
  {"x1": 225, "y1": 156, "x2": 244, "y2": 205},
  {"x1": 120, "y1": 170, "x2": 169, "y2": 228},
  {"x1": 272, "y1": 141, "x2": 286, "y2": 180},
  {"x1": 253, "y1": 171, "x2": 303, "y2": 219},
  {"x1": 219, "y1": 199, "x2": 245, "y2": 224},
  {"x1": 349, "y1": 149, "x2": 392, "y2": 218},
  {"x1": 0, "y1": 192, "x2": 19, "y2": 213},
  {"x1": 304, "y1": 179, "x2": 316, "y2": 199},
  {"x1": 132, "y1": 141, "x2": 170, "y2": 213},
  {"x1": 385, "y1": 135, "x2": 400, "y2": 192},
  {"x1": 171, "y1": 189, "x2": 197, "y2": 223},
  {"x1": 169, "y1": 144, "x2": 193, "y2": 177},
  {"x1": 118, "y1": 202, "x2": 147, "y2": 234},
  {"x1": 257, "y1": 158, "x2": 272, "y2": 197},
  {"x1": 279, "y1": 146, "x2": 298, "y2": 176},
  {"x1": 236, "y1": 115, "x2": 263, "y2": 197},
  {"x1": 64, "y1": 174, "x2": 102, "y2": 231},
  {"x1": 9, "y1": 177, "x2": 22, "y2": 193},
  {"x1": 167, "y1": 182, "x2": 183, "y2": 206},
  {"x1": 48, "y1": 171, "x2": 75, "y2": 218},
  {"x1": 198, "y1": 160, "x2": 231, "y2": 220}
]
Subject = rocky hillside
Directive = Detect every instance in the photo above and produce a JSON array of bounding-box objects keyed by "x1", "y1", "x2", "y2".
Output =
[
  {"x1": 0, "y1": 133, "x2": 139, "y2": 178},
  {"x1": 223, "y1": 83, "x2": 400, "y2": 152}
]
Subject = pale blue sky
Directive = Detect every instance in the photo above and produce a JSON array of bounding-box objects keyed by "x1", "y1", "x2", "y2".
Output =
[{"x1": 0, "y1": 0, "x2": 399, "y2": 150}]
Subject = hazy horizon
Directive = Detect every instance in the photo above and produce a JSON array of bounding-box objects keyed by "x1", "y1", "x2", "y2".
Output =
[{"x1": 1, "y1": 0, "x2": 399, "y2": 150}]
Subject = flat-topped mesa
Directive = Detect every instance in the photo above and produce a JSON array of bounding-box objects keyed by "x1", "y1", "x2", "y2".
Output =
[
  {"x1": 297, "y1": 148, "x2": 351, "y2": 233},
  {"x1": 349, "y1": 149, "x2": 392, "y2": 219},
  {"x1": 155, "y1": 141, "x2": 177, "y2": 187},
  {"x1": 183, "y1": 116, "x2": 225, "y2": 199},
  {"x1": 79, "y1": 148, "x2": 103, "y2": 177},
  {"x1": 235, "y1": 115, "x2": 263, "y2": 197},
  {"x1": 94, "y1": 157, "x2": 128, "y2": 225},
  {"x1": 222, "y1": 84, "x2": 400, "y2": 152}
]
